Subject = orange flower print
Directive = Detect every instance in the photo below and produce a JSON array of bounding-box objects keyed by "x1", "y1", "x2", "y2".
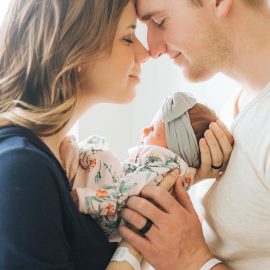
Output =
[
  {"x1": 107, "y1": 203, "x2": 115, "y2": 216},
  {"x1": 101, "y1": 207, "x2": 108, "y2": 216},
  {"x1": 96, "y1": 189, "x2": 108, "y2": 197},
  {"x1": 100, "y1": 203, "x2": 115, "y2": 216},
  {"x1": 185, "y1": 176, "x2": 192, "y2": 186},
  {"x1": 87, "y1": 158, "x2": 96, "y2": 173}
]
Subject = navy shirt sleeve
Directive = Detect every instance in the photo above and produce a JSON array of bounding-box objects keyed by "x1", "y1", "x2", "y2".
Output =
[{"x1": 0, "y1": 147, "x2": 74, "y2": 269}]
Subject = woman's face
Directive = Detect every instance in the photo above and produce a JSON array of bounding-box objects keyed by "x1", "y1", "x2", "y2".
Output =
[{"x1": 81, "y1": 1, "x2": 150, "y2": 105}]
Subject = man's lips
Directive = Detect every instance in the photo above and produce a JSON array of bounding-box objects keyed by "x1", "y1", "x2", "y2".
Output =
[{"x1": 170, "y1": 52, "x2": 182, "y2": 60}]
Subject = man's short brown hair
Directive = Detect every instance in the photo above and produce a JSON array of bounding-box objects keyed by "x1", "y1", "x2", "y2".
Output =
[{"x1": 190, "y1": 0, "x2": 264, "y2": 8}]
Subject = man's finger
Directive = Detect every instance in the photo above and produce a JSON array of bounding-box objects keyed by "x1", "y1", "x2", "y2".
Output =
[
  {"x1": 209, "y1": 122, "x2": 233, "y2": 160},
  {"x1": 126, "y1": 196, "x2": 166, "y2": 225},
  {"x1": 159, "y1": 168, "x2": 179, "y2": 191},
  {"x1": 140, "y1": 185, "x2": 184, "y2": 215},
  {"x1": 119, "y1": 225, "x2": 151, "y2": 255},
  {"x1": 199, "y1": 138, "x2": 212, "y2": 170},
  {"x1": 174, "y1": 177, "x2": 196, "y2": 214},
  {"x1": 121, "y1": 208, "x2": 160, "y2": 239},
  {"x1": 216, "y1": 119, "x2": 234, "y2": 145},
  {"x1": 204, "y1": 129, "x2": 223, "y2": 169}
]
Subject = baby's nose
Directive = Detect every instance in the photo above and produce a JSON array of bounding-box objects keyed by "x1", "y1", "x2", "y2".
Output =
[{"x1": 142, "y1": 127, "x2": 151, "y2": 136}]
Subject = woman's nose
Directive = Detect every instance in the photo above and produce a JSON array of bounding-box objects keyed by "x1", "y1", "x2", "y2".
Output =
[{"x1": 134, "y1": 37, "x2": 150, "y2": 64}]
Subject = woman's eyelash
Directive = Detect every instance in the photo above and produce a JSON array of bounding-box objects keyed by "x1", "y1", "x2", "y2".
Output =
[{"x1": 123, "y1": 36, "x2": 134, "y2": 44}]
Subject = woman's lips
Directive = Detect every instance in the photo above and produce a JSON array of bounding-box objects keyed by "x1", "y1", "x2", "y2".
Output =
[{"x1": 129, "y1": 74, "x2": 141, "y2": 82}]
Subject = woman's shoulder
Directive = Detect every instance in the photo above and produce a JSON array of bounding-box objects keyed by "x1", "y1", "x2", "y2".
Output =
[
  {"x1": 0, "y1": 126, "x2": 66, "y2": 187},
  {"x1": 0, "y1": 127, "x2": 52, "y2": 166}
]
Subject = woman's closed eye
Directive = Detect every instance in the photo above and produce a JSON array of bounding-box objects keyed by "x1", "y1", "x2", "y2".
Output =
[{"x1": 123, "y1": 34, "x2": 134, "y2": 45}]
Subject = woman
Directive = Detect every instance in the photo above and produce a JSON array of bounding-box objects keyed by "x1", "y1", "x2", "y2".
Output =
[{"x1": 0, "y1": 1, "x2": 149, "y2": 269}]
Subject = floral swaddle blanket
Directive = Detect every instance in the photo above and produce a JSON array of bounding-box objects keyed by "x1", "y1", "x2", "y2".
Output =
[{"x1": 60, "y1": 135, "x2": 196, "y2": 242}]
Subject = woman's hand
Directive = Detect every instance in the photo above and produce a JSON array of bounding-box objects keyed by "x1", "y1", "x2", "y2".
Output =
[
  {"x1": 194, "y1": 120, "x2": 234, "y2": 182},
  {"x1": 119, "y1": 170, "x2": 213, "y2": 270}
]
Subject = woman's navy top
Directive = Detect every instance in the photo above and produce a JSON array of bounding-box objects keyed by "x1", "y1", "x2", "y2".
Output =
[{"x1": 0, "y1": 126, "x2": 116, "y2": 269}]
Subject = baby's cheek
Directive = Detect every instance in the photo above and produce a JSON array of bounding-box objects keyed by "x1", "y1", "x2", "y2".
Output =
[
  {"x1": 143, "y1": 135, "x2": 154, "y2": 146},
  {"x1": 146, "y1": 135, "x2": 166, "y2": 147}
]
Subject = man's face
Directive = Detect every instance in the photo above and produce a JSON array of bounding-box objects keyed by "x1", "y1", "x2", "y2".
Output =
[{"x1": 136, "y1": 0, "x2": 233, "y2": 82}]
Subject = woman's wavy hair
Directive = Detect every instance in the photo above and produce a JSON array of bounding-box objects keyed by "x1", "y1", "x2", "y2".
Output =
[{"x1": 0, "y1": 0, "x2": 129, "y2": 136}]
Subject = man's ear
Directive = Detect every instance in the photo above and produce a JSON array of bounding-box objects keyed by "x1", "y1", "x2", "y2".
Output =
[{"x1": 213, "y1": 0, "x2": 233, "y2": 18}]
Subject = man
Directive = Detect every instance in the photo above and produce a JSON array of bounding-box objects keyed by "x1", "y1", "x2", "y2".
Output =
[{"x1": 119, "y1": 1, "x2": 270, "y2": 269}]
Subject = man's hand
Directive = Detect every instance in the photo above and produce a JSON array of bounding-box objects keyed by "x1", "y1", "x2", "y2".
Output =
[
  {"x1": 119, "y1": 174, "x2": 213, "y2": 270},
  {"x1": 194, "y1": 120, "x2": 233, "y2": 183}
]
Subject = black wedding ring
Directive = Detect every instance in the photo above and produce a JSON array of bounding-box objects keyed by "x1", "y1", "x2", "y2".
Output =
[
  {"x1": 211, "y1": 162, "x2": 223, "y2": 170},
  {"x1": 138, "y1": 218, "x2": 153, "y2": 235}
]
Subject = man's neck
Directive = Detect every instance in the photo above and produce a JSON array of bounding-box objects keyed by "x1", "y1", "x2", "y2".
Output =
[{"x1": 224, "y1": 3, "x2": 270, "y2": 94}]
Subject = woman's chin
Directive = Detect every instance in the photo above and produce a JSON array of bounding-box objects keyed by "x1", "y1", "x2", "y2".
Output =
[{"x1": 118, "y1": 91, "x2": 136, "y2": 104}]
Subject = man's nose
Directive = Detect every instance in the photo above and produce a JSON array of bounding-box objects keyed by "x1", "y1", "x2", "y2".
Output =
[
  {"x1": 147, "y1": 28, "x2": 166, "y2": 58},
  {"x1": 134, "y1": 36, "x2": 150, "y2": 64}
]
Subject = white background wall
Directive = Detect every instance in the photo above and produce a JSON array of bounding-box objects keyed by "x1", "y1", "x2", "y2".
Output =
[{"x1": 0, "y1": 1, "x2": 9, "y2": 24}]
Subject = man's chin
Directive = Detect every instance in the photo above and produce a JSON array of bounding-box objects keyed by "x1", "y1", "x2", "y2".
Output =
[{"x1": 183, "y1": 66, "x2": 215, "y2": 83}]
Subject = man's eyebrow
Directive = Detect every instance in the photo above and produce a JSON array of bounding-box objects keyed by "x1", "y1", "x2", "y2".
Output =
[{"x1": 140, "y1": 11, "x2": 162, "y2": 22}]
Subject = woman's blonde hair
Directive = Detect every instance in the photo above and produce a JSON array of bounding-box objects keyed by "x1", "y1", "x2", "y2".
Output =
[{"x1": 0, "y1": 0, "x2": 130, "y2": 136}]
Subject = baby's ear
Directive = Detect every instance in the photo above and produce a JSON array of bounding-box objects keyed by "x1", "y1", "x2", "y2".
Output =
[
  {"x1": 77, "y1": 66, "x2": 82, "y2": 73},
  {"x1": 213, "y1": 0, "x2": 233, "y2": 18}
]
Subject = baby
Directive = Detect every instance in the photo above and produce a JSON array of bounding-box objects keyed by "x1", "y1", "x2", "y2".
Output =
[{"x1": 60, "y1": 92, "x2": 217, "y2": 242}]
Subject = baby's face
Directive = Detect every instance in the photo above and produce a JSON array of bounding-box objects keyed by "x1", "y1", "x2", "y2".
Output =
[{"x1": 140, "y1": 111, "x2": 168, "y2": 148}]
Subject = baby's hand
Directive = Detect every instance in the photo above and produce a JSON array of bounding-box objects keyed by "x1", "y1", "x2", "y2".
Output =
[
  {"x1": 59, "y1": 135, "x2": 79, "y2": 185},
  {"x1": 194, "y1": 120, "x2": 233, "y2": 182}
]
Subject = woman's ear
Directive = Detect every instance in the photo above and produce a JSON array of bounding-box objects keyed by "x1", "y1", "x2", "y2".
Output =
[
  {"x1": 213, "y1": 0, "x2": 233, "y2": 18},
  {"x1": 77, "y1": 66, "x2": 82, "y2": 73}
]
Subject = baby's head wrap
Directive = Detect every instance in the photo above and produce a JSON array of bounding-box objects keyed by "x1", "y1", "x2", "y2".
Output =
[{"x1": 161, "y1": 92, "x2": 200, "y2": 168}]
